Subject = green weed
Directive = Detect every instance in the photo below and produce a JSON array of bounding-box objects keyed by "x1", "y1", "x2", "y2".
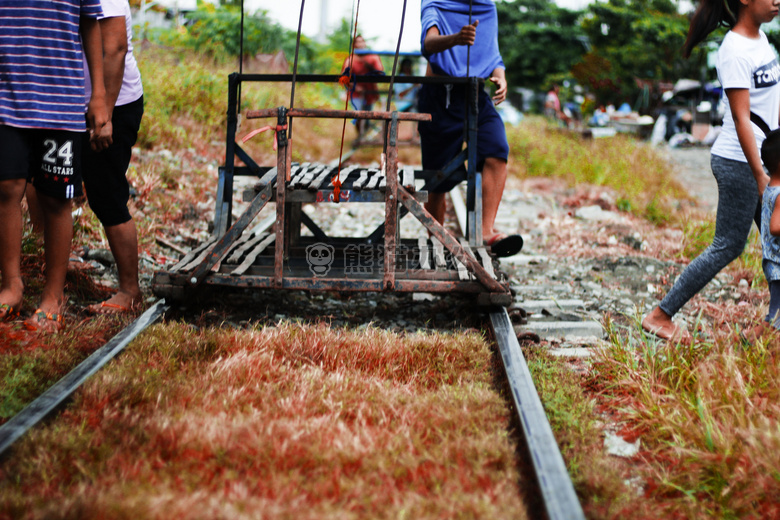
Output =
[
  {"x1": 507, "y1": 118, "x2": 690, "y2": 223},
  {"x1": 596, "y1": 311, "x2": 780, "y2": 518}
]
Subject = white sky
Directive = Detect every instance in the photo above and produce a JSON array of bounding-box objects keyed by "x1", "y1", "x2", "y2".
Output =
[
  {"x1": 246, "y1": 0, "x2": 596, "y2": 52},
  {"x1": 241, "y1": 0, "x2": 694, "y2": 52}
]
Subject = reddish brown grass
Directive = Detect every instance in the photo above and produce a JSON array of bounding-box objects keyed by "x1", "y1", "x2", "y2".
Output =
[{"x1": 0, "y1": 323, "x2": 527, "y2": 519}]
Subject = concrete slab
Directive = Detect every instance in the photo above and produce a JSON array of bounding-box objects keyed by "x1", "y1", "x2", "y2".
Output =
[
  {"x1": 520, "y1": 321, "x2": 605, "y2": 340},
  {"x1": 517, "y1": 299, "x2": 586, "y2": 313},
  {"x1": 547, "y1": 347, "x2": 593, "y2": 358}
]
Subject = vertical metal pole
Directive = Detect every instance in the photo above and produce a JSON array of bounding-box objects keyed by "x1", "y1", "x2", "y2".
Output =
[
  {"x1": 274, "y1": 107, "x2": 288, "y2": 288},
  {"x1": 383, "y1": 113, "x2": 399, "y2": 291},
  {"x1": 466, "y1": 76, "x2": 482, "y2": 246},
  {"x1": 215, "y1": 73, "x2": 239, "y2": 237}
]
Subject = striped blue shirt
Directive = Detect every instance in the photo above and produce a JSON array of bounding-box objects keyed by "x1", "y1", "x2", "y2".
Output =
[{"x1": 0, "y1": 0, "x2": 103, "y2": 132}]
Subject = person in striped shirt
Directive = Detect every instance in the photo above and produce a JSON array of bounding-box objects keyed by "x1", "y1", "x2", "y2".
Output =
[{"x1": 0, "y1": 0, "x2": 111, "y2": 332}]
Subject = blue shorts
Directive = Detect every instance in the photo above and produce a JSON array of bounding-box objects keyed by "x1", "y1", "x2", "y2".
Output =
[
  {"x1": 0, "y1": 124, "x2": 83, "y2": 199},
  {"x1": 767, "y1": 280, "x2": 780, "y2": 329},
  {"x1": 82, "y1": 96, "x2": 143, "y2": 227},
  {"x1": 418, "y1": 82, "x2": 509, "y2": 193}
]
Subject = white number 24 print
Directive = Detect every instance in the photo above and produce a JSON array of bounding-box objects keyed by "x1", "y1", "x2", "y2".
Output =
[{"x1": 43, "y1": 139, "x2": 74, "y2": 167}]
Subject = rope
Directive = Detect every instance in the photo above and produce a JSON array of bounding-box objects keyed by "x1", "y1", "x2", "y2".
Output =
[
  {"x1": 463, "y1": 0, "x2": 474, "y2": 145},
  {"x1": 466, "y1": 0, "x2": 472, "y2": 80},
  {"x1": 382, "y1": 0, "x2": 409, "y2": 157},
  {"x1": 238, "y1": 0, "x2": 245, "y2": 113},
  {"x1": 384, "y1": 0, "x2": 407, "y2": 114},
  {"x1": 241, "y1": 124, "x2": 288, "y2": 150},
  {"x1": 288, "y1": 0, "x2": 307, "y2": 140},
  {"x1": 334, "y1": 0, "x2": 363, "y2": 203}
]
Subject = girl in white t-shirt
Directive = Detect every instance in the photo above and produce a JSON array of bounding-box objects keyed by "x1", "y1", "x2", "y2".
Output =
[{"x1": 643, "y1": 0, "x2": 780, "y2": 341}]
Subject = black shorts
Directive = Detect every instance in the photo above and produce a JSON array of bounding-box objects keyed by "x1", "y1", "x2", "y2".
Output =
[
  {"x1": 0, "y1": 125, "x2": 83, "y2": 199},
  {"x1": 418, "y1": 83, "x2": 509, "y2": 193},
  {"x1": 82, "y1": 96, "x2": 144, "y2": 227}
]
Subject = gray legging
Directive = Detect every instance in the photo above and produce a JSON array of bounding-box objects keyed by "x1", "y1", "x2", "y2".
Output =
[{"x1": 660, "y1": 154, "x2": 761, "y2": 317}]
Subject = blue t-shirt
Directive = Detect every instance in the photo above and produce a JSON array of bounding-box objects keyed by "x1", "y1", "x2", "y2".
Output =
[
  {"x1": 0, "y1": 0, "x2": 103, "y2": 132},
  {"x1": 420, "y1": 0, "x2": 504, "y2": 78},
  {"x1": 762, "y1": 185, "x2": 780, "y2": 281}
]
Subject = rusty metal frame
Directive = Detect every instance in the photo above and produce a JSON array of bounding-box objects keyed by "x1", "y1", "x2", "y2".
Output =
[{"x1": 158, "y1": 73, "x2": 510, "y2": 301}]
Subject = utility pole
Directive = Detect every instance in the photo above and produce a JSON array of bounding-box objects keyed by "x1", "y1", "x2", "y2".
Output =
[{"x1": 318, "y1": 0, "x2": 328, "y2": 43}]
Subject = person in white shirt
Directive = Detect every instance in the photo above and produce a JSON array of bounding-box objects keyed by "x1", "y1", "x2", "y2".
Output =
[{"x1": 643, "y1": 0, "x2": 780, "y2": 341}]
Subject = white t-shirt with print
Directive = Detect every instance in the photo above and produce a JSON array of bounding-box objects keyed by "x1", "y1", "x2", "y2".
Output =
[
  {"x1": 712, "y1": 30, "x2": 780, "y2": 162},
  {"x1": 84, "y1": 0, "x2": 143, "y2": 107}
]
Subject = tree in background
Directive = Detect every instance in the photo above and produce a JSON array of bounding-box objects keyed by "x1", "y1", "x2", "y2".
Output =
[
  {"x1": 144, "y1": 3, "x2": 342, "y2": 74},
  {"x1": 576, "y1": 0, "x2": 692, "y2": 110},
  {"x1": 496, "y1": 0, "x2": 587, "y2": 94}
]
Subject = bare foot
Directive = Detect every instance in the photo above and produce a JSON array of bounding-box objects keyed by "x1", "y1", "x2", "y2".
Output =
[
  {"x1": 743, "y1": 322, "x2": 768, "y2": 343},
  {"x1": 23, "y1": 308, "x2": 63, "y2": 333},
  {"x1": 0, "y1": 283, "x2": 24, "y2": 320},
  {"x1": 87, "y1": 291, "x2": 140, "y2": 315},
  {"x1": 642, "y1": 308, "x2": 691, "y2": 342}
]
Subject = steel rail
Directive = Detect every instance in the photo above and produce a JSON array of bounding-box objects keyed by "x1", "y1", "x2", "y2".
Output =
[
  {"x1": 449, "y1": 188, "x2": 585, "y2": 519},
  {"x1": 0, "y1": 300, "x2": 169, "y2": 458},
  {"x1": 489, "y1": 309, "x2": 586, "y2": 520}
]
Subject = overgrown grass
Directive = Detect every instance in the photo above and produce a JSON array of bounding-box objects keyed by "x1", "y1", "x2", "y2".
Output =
[
  {"x1": 590, "y1": 314, "x2": 780, "y2": 518},
  {"x1": 0, "y1": 322, "x2": 527, "y2": 519},
  {"x1": 0, "y1": 315, "x2": 129, "y2": 423},
  {"x1": 524, "y1": 349, "x2": 653, "y2": 518},
  {"x1": 506, "y1": 118, "x2": 691, "y2": 224}
]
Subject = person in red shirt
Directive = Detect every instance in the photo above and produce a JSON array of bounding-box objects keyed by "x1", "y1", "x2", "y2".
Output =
[{"x1": 342, "y1": 35, "x2": 384, "y2": 137}]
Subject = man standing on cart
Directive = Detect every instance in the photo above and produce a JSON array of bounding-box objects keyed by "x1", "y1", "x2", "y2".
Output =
[{"x1": 418, "y1": 0, "x2": 522, "y2": 257}]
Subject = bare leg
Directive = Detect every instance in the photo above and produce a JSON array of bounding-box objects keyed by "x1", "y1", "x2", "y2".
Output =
[
  {"x1": 36, "y1": 191, "x2": 72, "y2": 316},
  {"x1": 100, "y1": 219, "x2": 141, "y2": 310},
  {"x1": 481, "y1": 157, "x2": 508, "y2": 239},
  {"x1": 24, "y1": 182, "x2": 44, "y2": 236},
  {"x1": 0, "y1": 178, "x2": 26, "y2": 313},
  {"x1": 425, "y1": 192, "x2": 447, "y2": 224}
]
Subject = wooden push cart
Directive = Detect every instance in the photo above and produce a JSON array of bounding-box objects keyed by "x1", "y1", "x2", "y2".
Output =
[{"x1": 151, "y1": 68, "x2": 513, "y2": 305}]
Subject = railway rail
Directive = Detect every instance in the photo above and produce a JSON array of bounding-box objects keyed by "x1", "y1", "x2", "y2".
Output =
[{"x1": 0, "y1": 253, "x2": 584, "y2": 519}]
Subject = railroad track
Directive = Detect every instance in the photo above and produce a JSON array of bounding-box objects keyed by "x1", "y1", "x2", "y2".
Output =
[
  {"x1": 0, "y1": 301, "x2": 169, "y2": 457},
  {"x1": 0, "y1": 210, "x2": 584, "y2": 520}
]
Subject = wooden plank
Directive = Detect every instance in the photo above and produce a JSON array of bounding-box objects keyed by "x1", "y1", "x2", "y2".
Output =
[
  {"x1": 310, "y1": 165, "x2": 335, "y2": 191},
  {"x1": 225, "y1": 232, "x2": 269, "y2": 264},
  {"x1": 366, "y1": 170, "x2": 383, "y2": 190},
  {"x1": 294, "y1": 163, "x2": 321, "y2": 190},
  {"x1": 288, "y1": 163, "x2": 303, "y2": 183},
  {"x1": 169, "y1": 237, "x2": 217, "y2": 272},
  {"x1": 332, "y1": 164, "x2": 358, "y2": 188},
  {"x1": 449, "y1": 186, "x2": 468, "y2": 239},
  {"x1": 476, "y1": 246, "x2": 496, "y2": 279},
  {"x1": 396, "y1": 185, "x2": 506, "y2": 293},
  {"x1": 242, "y1": 167, "x2": 280, "y2": 202},
  {"x1": 352, "y1": 168, "x2": 369, "y2": 191},
  {"x1": 219, "y1": 231, "x2": 256, "y2": 265},
  {"x1": 288, "y1": 164, "x2": 307, "y2": 189},
  {"x1": 402, "y1": 166, "x2": 415, "y2": 192},
  {"x1": 418, "y1": 237, "x2": 431, "y2": 270},
  {"x1": 430, "y1": 236, "x2": 446, "y2": 270},
  {"x1": 231, "y1": 234, "x2": 276, "y2": 275},
  {"x1": 454, "y1": 238, "x2": 472, "y2": 281}
]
